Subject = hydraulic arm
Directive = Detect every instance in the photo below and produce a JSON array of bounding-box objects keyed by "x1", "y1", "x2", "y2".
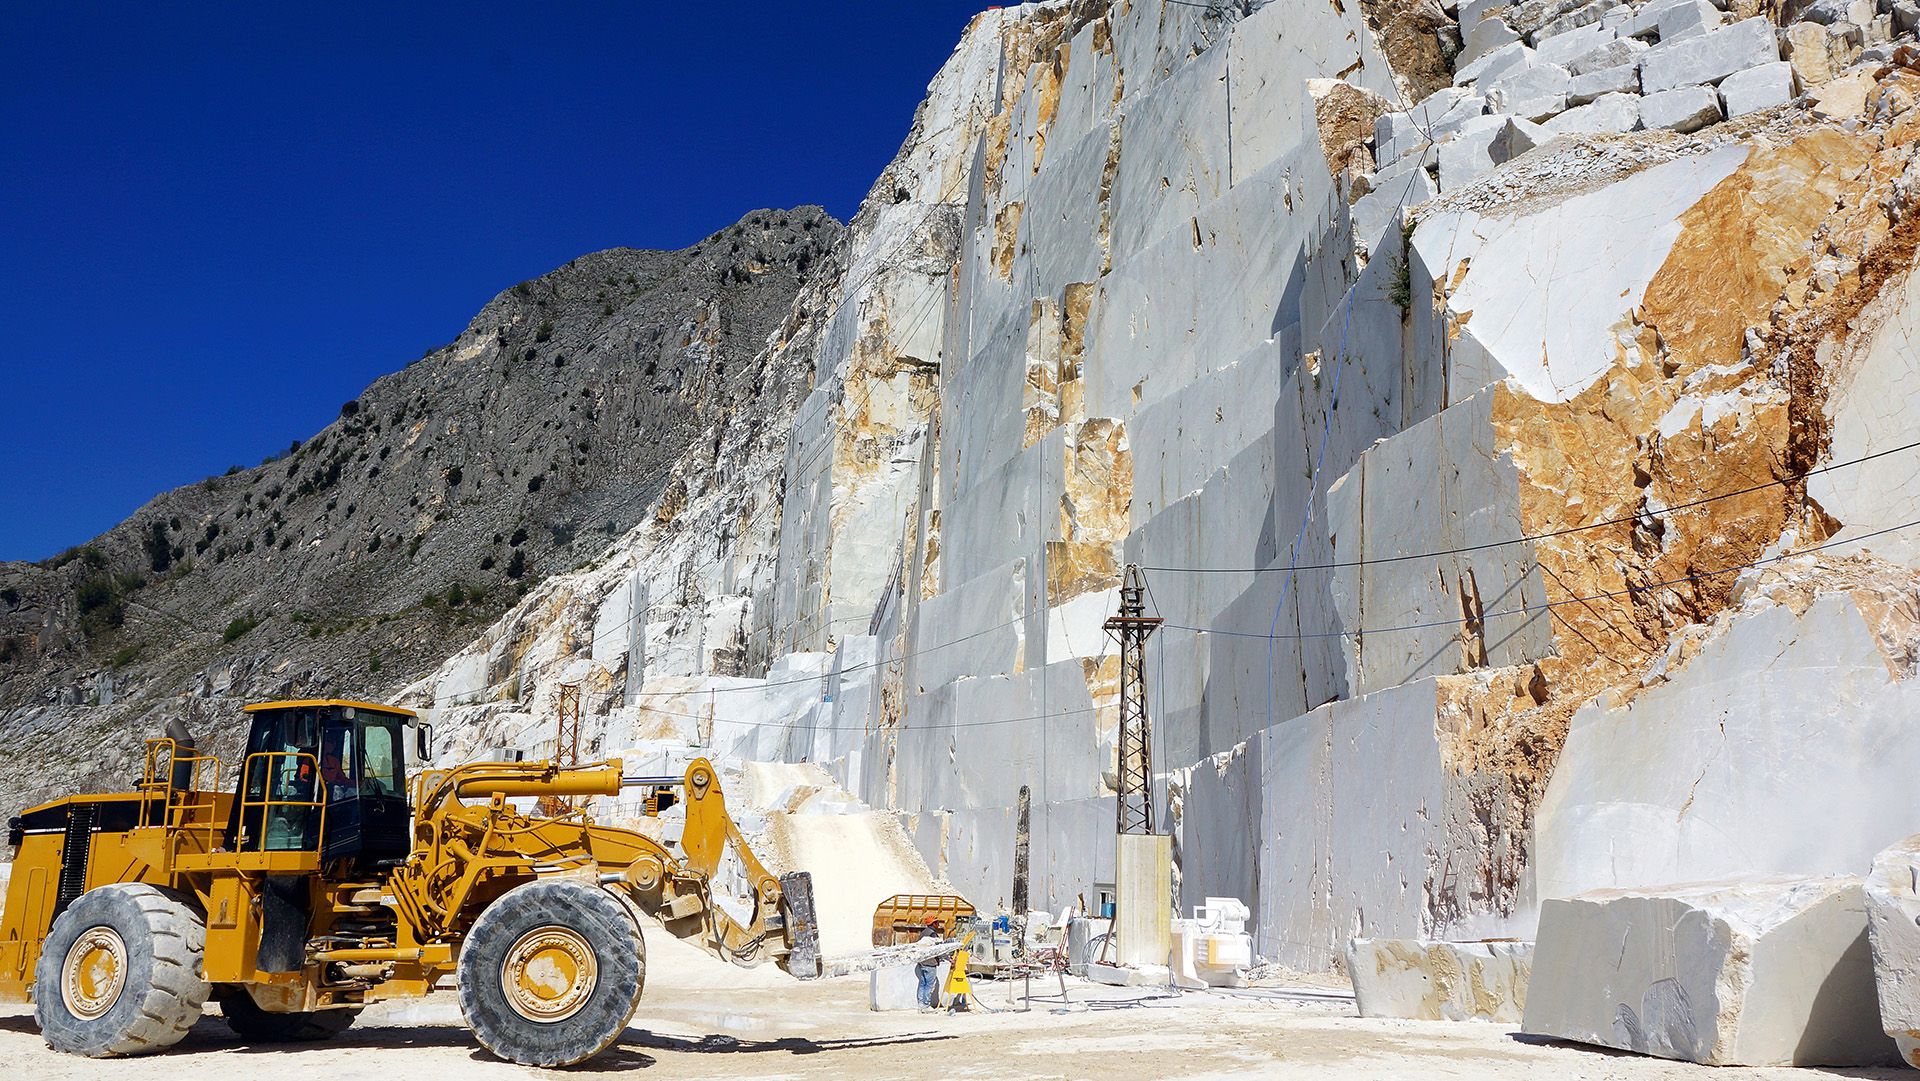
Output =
[{"x1": 393, "y1": 756, "x2": 816, "y2": 972}]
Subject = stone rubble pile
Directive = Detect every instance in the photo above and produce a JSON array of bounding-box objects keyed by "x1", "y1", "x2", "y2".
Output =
[{"x1": 1355, "y1": 0, "x2": 1917, "y2": 255}]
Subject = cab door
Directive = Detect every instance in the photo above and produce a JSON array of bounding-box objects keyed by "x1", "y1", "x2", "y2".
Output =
[
  {"x1": 318, "y1": 716, "x2": 363, "y2": 862},
  {"x1": 356, "y1": 717, "x2": 411, "y2": 865},
  {"x1": 233, "y1": 707, "x2": 324, "y2": 853}
]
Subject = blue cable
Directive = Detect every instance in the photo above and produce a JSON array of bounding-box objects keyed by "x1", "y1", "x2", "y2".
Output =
[{"x1": 1264, "y1": 277, "x2": 1354, "y2": 732}]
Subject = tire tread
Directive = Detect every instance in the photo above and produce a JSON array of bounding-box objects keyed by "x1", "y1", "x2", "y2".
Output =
[
  {"x1": 34, "y1": 883, "x2": 209, "y2": 1057},
  {"x1": 457, "y1": 880, "x2": 646, "y2": 1067}
]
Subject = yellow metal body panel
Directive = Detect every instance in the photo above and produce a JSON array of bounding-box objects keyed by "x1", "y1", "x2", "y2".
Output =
[
  {"x1": 201, "y1": 875, "x2": 260, "y2": 983},
  {"x1": 0, "y1": 833, "x2": 62, "y2": 1000},
  {"x1": 242, "y1": 699, "x2": 418, "y2": 718},
  {"x1": 871, "y1": 894, "x2": 976, "y2": 946}
]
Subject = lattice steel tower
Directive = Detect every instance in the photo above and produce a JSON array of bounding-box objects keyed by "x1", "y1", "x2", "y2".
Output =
[
  {"x1": 555, "y1": 682, "x2": 583, "y2": 765},
  {"x1": 1104, "y1": 565, "x2": 1162, "y2": 835},
  {"x1": 537, "y1": 683, "x2": 585, "y2": 819}
]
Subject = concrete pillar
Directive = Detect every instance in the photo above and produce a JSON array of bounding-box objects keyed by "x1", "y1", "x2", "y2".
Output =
[{"x1": 1116, "y1": 833, "x2": 1172, "y2": 967}]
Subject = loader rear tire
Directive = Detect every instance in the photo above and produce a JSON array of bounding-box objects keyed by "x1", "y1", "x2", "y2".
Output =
[
  {"x1": 33, "y1": 883, "x2": 209, "y2": 1057},
  {"x1": 217, "y1": 989, "x2": 360, "y2": 1041},
  {"x1": 458, "y1": 879, "x2": 645, "y2": 1067}
]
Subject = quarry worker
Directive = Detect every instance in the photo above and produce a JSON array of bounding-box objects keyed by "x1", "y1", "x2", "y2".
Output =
[
  {"x1": 915, "y1": 919, "x2": 943, "y2": 1010},
  {"x1": 320, "y1": 751, "x2": 351, "y2": 789},
  {"x1": 319, "y1": 752, "x2": 358, "y2": 809},
  {"x1": 945, "y1": 936, "x2": 973, "y2": 1013}
]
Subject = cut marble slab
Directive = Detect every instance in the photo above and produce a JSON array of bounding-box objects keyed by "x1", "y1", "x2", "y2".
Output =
[
  {"x1": 1349, "y1": 938, "x2": 1532, "y2": 1021},
  {"x1": 1522, "y1": 876, "x2": 1899, "y2": 1066}
]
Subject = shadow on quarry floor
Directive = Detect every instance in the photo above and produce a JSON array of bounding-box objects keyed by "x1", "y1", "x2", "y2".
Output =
[
  {"x1": 464, "y1": 1029, "x2": 962, "y2": 1073},
  {"x1": 1509, "y1": 1033, "x2": 1665, "y2": 1057},
  {"x1": 0, "y1": 989, "x2": 958, "y2": 1066},
  {"x1": 1507, "y1": 1033, "x2": 1913, "y2": 1078},
  {"x1": 218, "y1": 1024, "x2": 478, "y2": 1054},
  {"x1": 466, "y1": 1045, "x2": 661, "y2": 1071},
  {"x1": 71, "y1": 1017, "x2": 962, "y2": 1071},
  {"x1": 618, "y1": 1028, "x2": 958, "y2": 1057}
]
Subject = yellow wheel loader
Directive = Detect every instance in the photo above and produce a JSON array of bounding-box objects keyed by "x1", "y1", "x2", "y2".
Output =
[{"x1": 0, "y1": 699, "x2": 820, "y2": 1067}]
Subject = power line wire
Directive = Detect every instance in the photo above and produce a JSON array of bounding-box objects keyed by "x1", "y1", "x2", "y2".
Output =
[
  {"x1": 1141, "y1": 439, "x2": 1920, "y2": 575},
  {"x1": 1158, "y1": 517, "x2": 1920, "y2": 643},
  {"x1": 562, "y1": 520, "x2": 1920, "y2": 738},
  {"x1": 453, "y1": 439, "x2": 1920, "y2": 710}
]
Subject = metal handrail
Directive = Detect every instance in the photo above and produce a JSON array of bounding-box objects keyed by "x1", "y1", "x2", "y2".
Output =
[
  {"x1": 137, "y1": 738, "x2": 224, "y2": 853},
  {"x1": 238, "y1": 750, "x2": 328, "y2": 853}
]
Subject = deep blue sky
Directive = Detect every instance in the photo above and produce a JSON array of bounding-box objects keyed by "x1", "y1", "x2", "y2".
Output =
[{"x1": 0, "y1": 2, "x2": 987, "y2": 561}]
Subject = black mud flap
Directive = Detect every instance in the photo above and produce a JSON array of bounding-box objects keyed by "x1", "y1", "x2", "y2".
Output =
[
  {"x1": 777, "y1": 871, "x2": 822, "y2": 980},
  {"x1": 258, "y1": 875, "x2": 310, "y2": 973}
]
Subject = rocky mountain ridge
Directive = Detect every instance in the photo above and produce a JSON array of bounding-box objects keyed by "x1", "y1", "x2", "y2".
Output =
[{"x1": 0, "y1": 205, "x2": 840, "y2": 798}]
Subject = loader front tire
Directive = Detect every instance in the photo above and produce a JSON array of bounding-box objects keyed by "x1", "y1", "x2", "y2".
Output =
[
  {"x1": 34, "y1": 883, "x2": 209, "y2": 1057},
  {"x1": 217, "y1": 988, "x2": 360, "y2": 1041},
  {"x1": 458, "y1": 879, "x2": 645, "y2": 1067}
]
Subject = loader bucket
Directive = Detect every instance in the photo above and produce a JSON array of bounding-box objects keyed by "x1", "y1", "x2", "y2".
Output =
[{"x1": 778, "y1": 870, "x2": 822, "y2": 979}]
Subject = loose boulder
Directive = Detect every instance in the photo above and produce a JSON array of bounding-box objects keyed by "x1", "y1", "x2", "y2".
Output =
[
  {"x1": 1521, "y1": 876, "x2": 1898, "y2": 1066},
  {"x1": 1640, "y1": 17, "x2": 1781, "y2": 94},
  {"x1": 1719, "y1": 60, "x2": 1797, "y2": 116},
  {"x1": 1349, "y1": 939, "x2": 1532, "y2": 1022},
  {"x1": 1641, "y1": 84, "x2": 1725, "y2": 131},
  {"x1": 1865, "y1": 835, "x2": 1920, "y2": 1066}
]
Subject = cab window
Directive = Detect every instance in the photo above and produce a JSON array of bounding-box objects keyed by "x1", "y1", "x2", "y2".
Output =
[
  {"x1": 243, "y1": 707, "x2": 320, "y2": 803},
  {"x1": 320, "y1": 720, "x2": 356, "y2": 794},
  {"x1": 360, "y1": 719, "x2": 403, "y2": 797}
]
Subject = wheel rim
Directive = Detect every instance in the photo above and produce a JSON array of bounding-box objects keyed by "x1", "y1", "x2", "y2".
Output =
[
  {"x1": 500, "y1": 925, "x2": 597, "y2": 1024},
  {"x1": 61, "y1": 926, "x2": 128, "y2": 1021}
]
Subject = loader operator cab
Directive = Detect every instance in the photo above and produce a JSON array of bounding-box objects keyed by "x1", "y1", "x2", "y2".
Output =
[{"x1": 228, "y1": 700, "x2": 417, "y2": 870}]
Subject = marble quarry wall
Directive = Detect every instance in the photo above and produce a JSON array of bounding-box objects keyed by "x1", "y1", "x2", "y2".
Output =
[{"x1": 409, "y1": 0, "x2": 1920, "y2": 971}]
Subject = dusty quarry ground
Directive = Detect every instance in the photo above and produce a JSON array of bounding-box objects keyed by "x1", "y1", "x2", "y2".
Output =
[{"x1": 0, "y1": 929, "x2": 1906, "y2": 1081}]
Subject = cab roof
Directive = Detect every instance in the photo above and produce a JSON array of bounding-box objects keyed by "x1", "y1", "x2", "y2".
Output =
[{"x1": 243, "y1": 699, "x2": 418, "y2": 719}]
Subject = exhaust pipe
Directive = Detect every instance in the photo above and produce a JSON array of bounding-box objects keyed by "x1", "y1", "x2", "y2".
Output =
[{"x1": 165, "y1": 717, "x2": 197, "y2": 791}]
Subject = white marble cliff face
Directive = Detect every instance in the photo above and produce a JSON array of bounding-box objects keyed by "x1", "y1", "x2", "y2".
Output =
[
  {"x1": 1534, "y1": 589, "x2": 1920, "y2": 902},
  {"x1": 406, "y1": 0, "x2": 1920, "y2": 981}
]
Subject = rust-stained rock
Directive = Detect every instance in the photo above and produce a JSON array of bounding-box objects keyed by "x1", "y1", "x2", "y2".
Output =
[
  {"x1": 1060, "y1": 419, "x2": 1130, "y2": 549},
  {"x1": 992, "y1": 201, "x2": 1026, "y2": 282},
  {"x1": 1788, "y1": 20, "x2": 1859, "y2": 86},
  {"x1": 1047, "y1": 540, "x2": 1120, "y2": 604},
  {"x1": 1639, "y1": 129, "x2": 1873, "y2": 371},
  {"x1": 1815, "y1": 69, "x2": 1880, "y2": 118},
  {"x1": 1359, "y1": 0, "x2": 1455, "y2": 101},
  {"x1": 1025, "y1": 297, "x2": 1063, "y2": 448},
  {"x1": 1309, "y1": 77, "x2": 1393, "y2": 190}
]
